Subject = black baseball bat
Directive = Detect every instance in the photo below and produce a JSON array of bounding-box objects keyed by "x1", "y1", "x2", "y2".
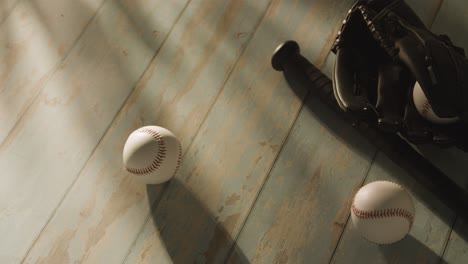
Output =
[{"x1": 272, "y1": 40, "x2": 468, "y2": 222}]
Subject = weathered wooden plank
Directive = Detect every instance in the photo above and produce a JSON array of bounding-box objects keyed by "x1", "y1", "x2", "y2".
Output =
[
  {"x1": 227, "y1": 96, "x2": 376, "y2": 263},
  {"x1": 0, "y1": 0, "x2": 19, "y2": 25},
  {"x1": 406, "y1": 0, "x2": 443, "y2": 27},
  {"x1": 122, "y1": 0, "x2": 376, "y2": 263},
  {"x1": 431, "y1": 0, "x2": 468, "y2": 51},
  {"x1": 226, "y1": 0, "x2": 447, "y2": 263},
  {"x1": 324, "y1": 0, "x2": 468, "y2": 262},
  {"x1": 22, "y1": 0, "x2": 272, "y2": 263},
  {"x1": 330, "y1": 152, "x2": 454, "y2": 264},
  {"x1": 416, "y1": 146, "x2": 468, "y2": 188},
  {"x1": 429, "y1": 0, "x2": 468, "y2": 262},
  {"x1": 0, "y1": 0, "x2": 188, "y2": 263},
  {"x1": 443, "y1": 218, "x2": 468, "y2": 263},
  {"x1": 0, "y1": 0, "x2": 104, "y2": 144}
]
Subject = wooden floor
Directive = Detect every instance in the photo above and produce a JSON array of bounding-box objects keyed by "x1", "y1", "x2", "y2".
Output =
[{"x1": 1, "y1": 0, "x2": 468, "y2": 263}]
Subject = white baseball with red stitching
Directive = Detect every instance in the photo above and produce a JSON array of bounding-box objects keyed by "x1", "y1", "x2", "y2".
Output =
[
  {"x1": 413, "y1": 82, "x2": 459, "y2": 124},
  {"x1": 351, "y1": 180, "x2": 415, "y2": 244},
  {"x1": 123, "y1": 126, "x2": 182, "y2": 184}
]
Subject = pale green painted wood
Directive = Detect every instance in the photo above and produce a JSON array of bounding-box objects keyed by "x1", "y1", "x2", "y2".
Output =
[
  {"x1": 227, "y1": 94, "x2": 376, "y2": 263},
  {"x1": 330, "y1": 152, "x2": 455, "y2": 264},
  {"x1": 0, "y1": 0, "x2": 19, "y2": 25},
  {"x1": 405, "y1": 0, "x2": 443, "y2": 27},
  {"x1": 426, "y1": 0, "x2": 468, "y2": 188},
  {"x1": 416, "y1": 145, "x2": 468, "y2": 188},
  {"x1": 123, "y1": 0, "x2": 376, "y2": 263},
  {"x1": 431, "y1": 0, "x2": 468, "y2": 51},
  {"x1": 0, "y1": 0, "x2": 188, "y2": 263},
  {"x1": 228, "y1": 0, "x2": 447, "y2": 263},
  {"x1": 330, "y1": 1, "x2": 468, "y2": 263},
  {"x1": 22, "y1": 0, "x2": 272, "y2": 263},
  {"x1": 5, "y1": 1, "x2": 465, "y2": 263},
  {"x1": 443, "y1": 218, "x2": 468, "y2": 263},
  {"x1": 0, "y1": 0, "x2": 105, "y2": 145},
  {"x1": 0, "y1": 1, "x2": 106, "y2": 263},
  {"x1": 429, "y1": 0, "x2": 468, "y2": 262}
]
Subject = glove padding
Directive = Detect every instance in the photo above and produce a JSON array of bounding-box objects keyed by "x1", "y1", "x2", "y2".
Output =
[
  {"x1": 331, "y1": 0, "x2": 468, "y2": 151},
  {"x1": 360, "y1": 0, "x2": 468, "y2": 120}
]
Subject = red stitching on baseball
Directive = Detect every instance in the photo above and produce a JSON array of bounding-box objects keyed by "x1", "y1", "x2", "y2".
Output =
[
  {"x1": 173, "y1": 143, "x2": 182, "y2": 177},
  {"x1": 352, "y1": 180, "x2": 414, "y2": 228},
  {"x1": 351, "y1": 204, "x2": 414, "y2": 228},
  {"x1": 421, "y1": 100, "x2": 431, "y2": 116},
  {"x1": 125, "y1": 128, "x2": 167, "y2": 176}
]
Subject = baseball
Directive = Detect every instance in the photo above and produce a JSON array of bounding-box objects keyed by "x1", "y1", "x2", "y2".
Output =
[
  {"x1": 413, "y1": 82, "x2": 459, "y2": 124},
  {"x1": 351, "y1": 181, "x2": 415, "y2": 244},
  {"x1": 123, "y1": 126, "x2": 182, "y2": 184}
]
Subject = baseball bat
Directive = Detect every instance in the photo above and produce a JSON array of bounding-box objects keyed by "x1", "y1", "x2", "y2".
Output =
[{"x1": 272, "y1": 40, "x2": 468, "y2": 222}]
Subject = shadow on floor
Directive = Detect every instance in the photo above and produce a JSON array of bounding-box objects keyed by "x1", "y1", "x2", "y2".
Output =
[
  {"x1": 276, "y1": 42, "x2": 467, "y2": 261},
  {"x1": 379, "y1": 235, "x2": 448, "y2": 264},
  {"x1": 146, "y1": 180, "x2": 249, "y2": 264}
]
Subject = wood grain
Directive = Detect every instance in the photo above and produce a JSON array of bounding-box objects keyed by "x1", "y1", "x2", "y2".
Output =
[
  {"x1": 227, "y1": 95, "x2": 376, "y2": 263},
  {"x1": 443, "y1": 218, "x2": 468, "y2": 263},
  {"x1": 430, "y1": 0, "x2": 468, "y2": 262},
  {"x1": 0, "y1": 0, "x2": 19, "y2": 25},
  {"x1": 22, "y1": 0, "x2": 271, "y2": 263},
  {"x1": 1, "y1": 0, "x2": 188, "y2": 263},
  {"x1": 330, "y1": 0, "x2": 468, "y2": 263},
  {"x1": 122, "y1": 0, "x2": 376, "y2": 263},
  {"x1": 405, "y1": 0, "x2": 444, "y2": 27},
  {"x1": 5, "y1": 0, "x2": 467, "y2": 263},
  {"x1": 227, "y1": 0, "x2": 448, "y2": 263},
  {"x1": 0, "y1": 1, "x2": 106, "y2": 263},
  {"x1": 431, "y1": 0, "x2": 468, "y2": 51},
  {"x1": 0, "y1": 0, "x2": 105, "y2": 145},
  {"x1": 330, "y1": 152, "x2": 455, "y2": 264}
]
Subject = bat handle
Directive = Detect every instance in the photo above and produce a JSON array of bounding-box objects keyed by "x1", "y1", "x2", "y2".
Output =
[
  {"x1": 272, "y1": 41, "x2": 468, "y2": 222},
  {"x1": 271, "y1": 40, "x2": 301, "y2": 72},
  {"x1": 271, "y1": 41, "x2": 335, "y2": 101}
]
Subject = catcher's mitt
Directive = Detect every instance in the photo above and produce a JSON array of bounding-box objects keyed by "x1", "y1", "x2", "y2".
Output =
[{"x1": 331, "y1": 0, "x2": 468, "y2": 151}]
